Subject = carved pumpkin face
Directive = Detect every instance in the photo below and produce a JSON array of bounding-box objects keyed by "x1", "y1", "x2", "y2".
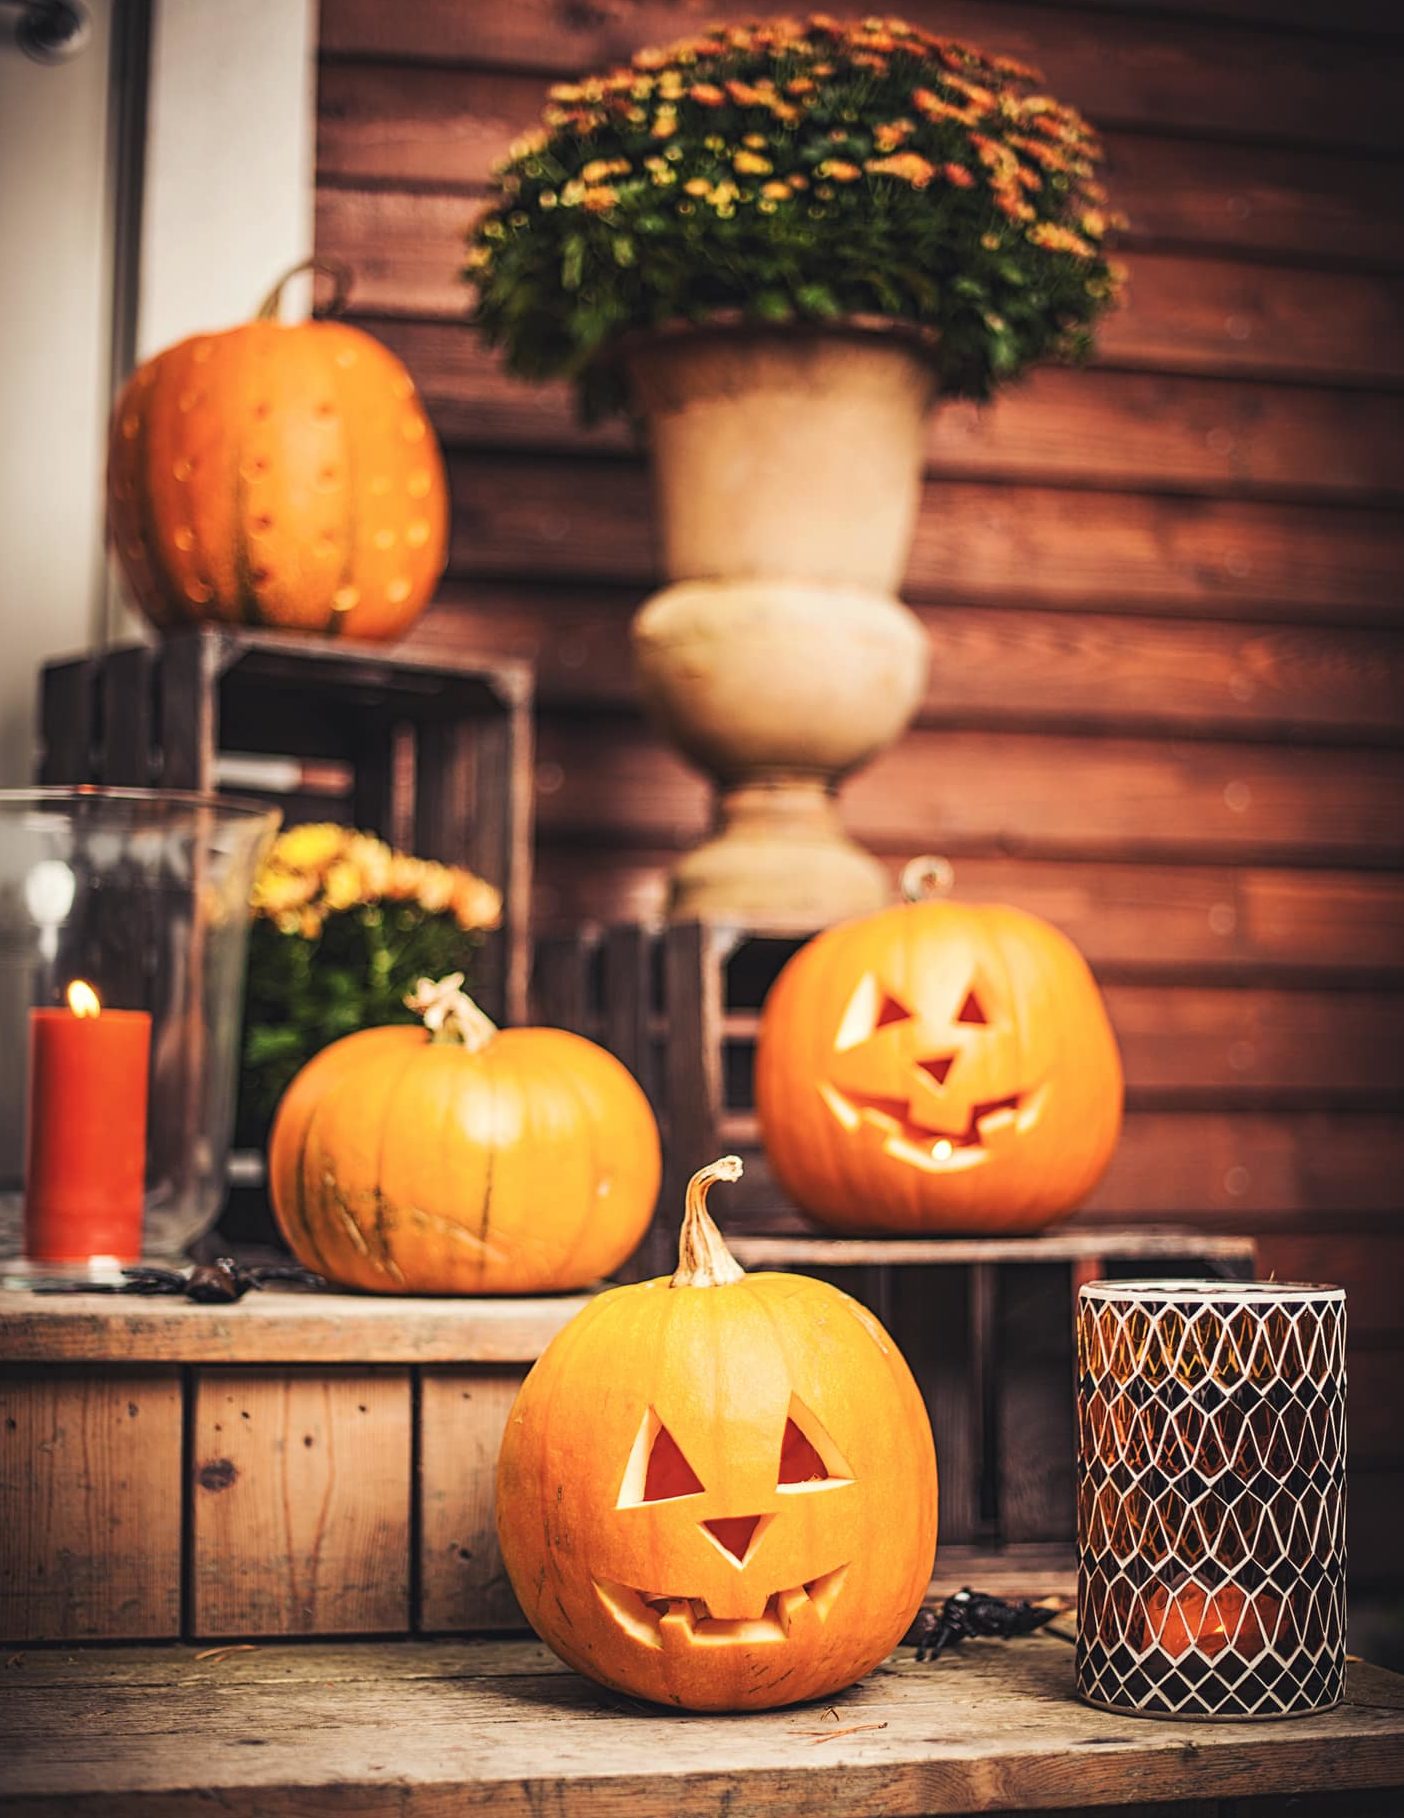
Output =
[
  {"x1": 756, "y1": 890, "x2": 1123, "y2": 1234},
  {"x1": 497, "y1": 1160, "x2": 937, "y2": 1711}
]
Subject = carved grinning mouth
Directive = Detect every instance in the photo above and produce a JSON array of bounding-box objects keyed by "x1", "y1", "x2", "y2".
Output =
[
  {"x1": 819, "y1": 1082, "x2": 1045, "y2": 1171},
  {"x1": 595, "y1": 1565, "x2": 848, "y2": 1649}
]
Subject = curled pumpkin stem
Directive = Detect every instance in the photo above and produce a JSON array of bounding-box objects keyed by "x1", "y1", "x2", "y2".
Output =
[
  {"x1": 901, "y1": 854, "x2": 955, "y2": 903},
  {"x1": 256, "y1": 256, "x2": 353, "y2": 322},
  {"x1": 672, "y1": 1155, "x2": 746, "y2": 1289},
  {"x1": 406, "y1": 973, "x2": 497, "y2": 1052}
]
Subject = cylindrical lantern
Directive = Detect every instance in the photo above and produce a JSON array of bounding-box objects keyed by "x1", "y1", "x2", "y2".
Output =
[{"x1": 1076, "y1": 1279, "x2": 1346, "y2": 1721}]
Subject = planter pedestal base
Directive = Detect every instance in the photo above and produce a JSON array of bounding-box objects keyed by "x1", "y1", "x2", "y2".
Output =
[{"x1": 670, "y1": 779, "x2": 889, "y2": 926}]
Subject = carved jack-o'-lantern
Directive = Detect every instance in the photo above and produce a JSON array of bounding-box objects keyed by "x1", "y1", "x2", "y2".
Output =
[
  {"x1": 496, "y1": 1157, "x2": 937, "y2": 1711},
  {"x1": 756, "y1": 859, "x2": 1123, "y2": 1235}
]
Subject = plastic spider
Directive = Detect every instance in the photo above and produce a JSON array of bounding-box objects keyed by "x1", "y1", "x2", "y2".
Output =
[
  {"x1": 911, "y1": 1587, "x2": 1061, "y2": 1662},
  {"x1": 35, "y1": 1257, "x2": 324, "y2": 1303}
]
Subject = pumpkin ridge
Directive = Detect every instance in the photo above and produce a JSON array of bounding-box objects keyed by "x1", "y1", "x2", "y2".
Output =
[
  {"x1": 322, "y1": 328, "x2": 357, "y2": 636},
  {"x1": 532, "y1": 1046, "x2": 604, "y2": 1284},
  {"x1": 131, "y1": 353, "x2": 188, "y2": 627},
  {"x1": 287, "y1": 1074, "x2": 338, "y2": 1277},
  {"x1": 368, "y1": 1039, "x2": 430, "y2": 1283}
]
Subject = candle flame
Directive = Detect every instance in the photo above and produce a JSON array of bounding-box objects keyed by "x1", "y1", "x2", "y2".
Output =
[{"x1": 67, "y1": 980, "x2": 101, "y2": 1019}]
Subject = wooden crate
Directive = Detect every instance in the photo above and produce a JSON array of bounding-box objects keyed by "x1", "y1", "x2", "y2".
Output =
[
  {"x1": 9, "y1": 1639, "x2": 1404, "y2": 1817},
  {"x1": 37, "y1": 628, "x2": 534, "y2": 1024},
  {"x1": 0, "y1": 1288, "x2": 584, "y2": 1644},
  {"x1": 532, "y1": 921, "x2": 1257, "y2": 1556}
]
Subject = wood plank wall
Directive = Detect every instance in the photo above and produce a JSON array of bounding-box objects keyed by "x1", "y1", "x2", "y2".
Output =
[{"x1": 313, "y1": 0, "x2": 1404, "y2": 1589}]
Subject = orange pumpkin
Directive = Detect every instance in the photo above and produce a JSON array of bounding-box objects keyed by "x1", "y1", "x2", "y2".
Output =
[
  {"x1": 268, "y1": 976, "x2": 660, "y2": 1293},
  {"x1": 497, "y1": 1155, "x2": 937, "y2": 1711},
  {"x1": 107, "y1": 260, "x2": 447, "y2": 641},
  {"x1": 755, "y1": 858, "x2": 1123, "y2": 1235}
]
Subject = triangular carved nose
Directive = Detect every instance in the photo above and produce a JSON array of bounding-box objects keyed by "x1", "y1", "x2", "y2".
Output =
[
  {"x1": 702, "y1": 1515, "x2": 764, "y2": 1562},
  {"x1": 918, "y1": 1054, "x2": 955, "y2": 1086}
]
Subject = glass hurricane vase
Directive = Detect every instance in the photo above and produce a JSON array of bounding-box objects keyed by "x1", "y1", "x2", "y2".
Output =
[{"x1": 0, "y1": 788, "x2": 278, "y2": 1272}]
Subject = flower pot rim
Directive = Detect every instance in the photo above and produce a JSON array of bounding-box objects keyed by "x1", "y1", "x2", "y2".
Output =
[{"x1": 615, "y1": 309, "x2": 941, "y2": 370}]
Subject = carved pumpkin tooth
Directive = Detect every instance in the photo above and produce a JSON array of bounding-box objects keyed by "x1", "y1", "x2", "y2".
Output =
[{"x1": 773, "y1": 1586, "x2": 809, "y2": 1634}]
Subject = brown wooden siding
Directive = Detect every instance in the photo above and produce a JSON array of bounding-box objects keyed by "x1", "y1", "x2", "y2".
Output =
[{"x1": 314, "y1": 0, "x2": 1404, "y2": 1585}]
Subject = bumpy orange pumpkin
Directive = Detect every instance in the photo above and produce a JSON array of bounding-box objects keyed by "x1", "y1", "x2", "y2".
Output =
[
  {"x1": 268, "y1": 976, "x2": 660, "y2": 1293},
  {"x1": 497, "y1": 1155, "x2": 937, "y2": 1711},
  {"x1": 756, "y1": 858, "x2": 1123, "y2": 1234},
  {"x1": 107, "y1": 260, "x2": 447, "y2": 640}
]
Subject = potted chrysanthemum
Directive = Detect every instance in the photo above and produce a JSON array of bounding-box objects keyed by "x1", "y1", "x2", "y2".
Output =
[
  {"x1": 468, "y1": 14, "x2": 1124, "y2": 924},
  {"x1": 235, "y1": 823, "x2": 501, "y2": 1148}
]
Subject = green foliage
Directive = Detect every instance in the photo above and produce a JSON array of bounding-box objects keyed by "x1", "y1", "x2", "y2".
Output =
[
  {"x1": 467, "y1": 15, "x2": 1124, "y2": 419},
  {"x1": 234, "y1": 904, "x2": 482, "y2": 1149}
]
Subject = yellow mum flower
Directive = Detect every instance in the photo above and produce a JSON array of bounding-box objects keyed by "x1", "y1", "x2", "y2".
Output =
[
  {"x1": 416, "y1": 863, "x2": 456, "y2": 915},
  {"x1": 252, "y1": 870, "x2": 317, "y2": 916},
  {"x1": 388, "y1": 855, "x2": 425, "y2": 898},
  {"x1": 322, "y1": 859, "x2": 364, "y2": 912},
  {"x1": 733, "y1": 149, "x2": 773, "y2": 175},
  {"x1": 818, "y1": 159, "x2": 862, "y2": 182},
  {"x1": 273, "y1": 823, "x2": 344, "y2": 874},
  {"x1": 451, "y1": 877, "x2": 504, "y2": 932}
]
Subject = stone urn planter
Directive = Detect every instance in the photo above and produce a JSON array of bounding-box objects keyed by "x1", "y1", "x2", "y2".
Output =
[{"x1": 625, "y1": 320, "x2": 937, "y2": 927}]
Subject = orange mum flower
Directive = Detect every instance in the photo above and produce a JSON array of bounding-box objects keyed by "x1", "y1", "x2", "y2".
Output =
[
  {"x1": 873, "y1": 118, "x2": 916, "y2": 152},
  {"x1": 866, "y1": 152, "x2": 938, "y2": 188}
]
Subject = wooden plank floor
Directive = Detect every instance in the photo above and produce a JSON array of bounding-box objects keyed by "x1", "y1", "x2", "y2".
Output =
[{"x1": 2, "y1": 1635, "x2": 1401, "y2": 1816}]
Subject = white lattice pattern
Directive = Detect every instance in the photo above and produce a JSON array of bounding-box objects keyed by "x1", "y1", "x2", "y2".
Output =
[{"x1": 1075, "y1": 1280, "x2": 1346, "y2": 1720}]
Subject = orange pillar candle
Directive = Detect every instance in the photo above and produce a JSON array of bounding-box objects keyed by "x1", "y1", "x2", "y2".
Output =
[{"x1": 24, "y1": 980, "x2": 151, "y2": 1263}]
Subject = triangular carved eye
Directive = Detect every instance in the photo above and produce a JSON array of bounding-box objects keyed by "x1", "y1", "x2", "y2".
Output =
[
  {"x1": 875, "y1": 992, "x2": 914, "y2": 1030},
  {"x1": 618, "y1": 1409, "x2": 704, "y2": 1506},
  {"x1": 956, "y1": 990, "x2": 987, "y2": 1025},
  {"x1": 777, "y1": 1396, "x2": 853, "y2": 1490},
  {"x1": 834, "y1": 975, "x2": 915, "y2": 1052}
]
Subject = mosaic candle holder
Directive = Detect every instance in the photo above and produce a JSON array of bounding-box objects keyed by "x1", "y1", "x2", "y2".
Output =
[{"x1": 1076, "y1": 1280, "x2": 1346, "y2": 1721}]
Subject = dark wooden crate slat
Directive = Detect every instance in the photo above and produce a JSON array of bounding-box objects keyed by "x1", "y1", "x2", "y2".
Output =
[
  {"x1": 156, "y1": 632, "x2": 221, "y2": 792},
  {"x1": 893, "y1": 1265, "x2": 981, "y2": 1545},
  {"x1": 36, "y1": 656, "x2": 99, "y2": 785},
  {"x1": 99, "y1": 645, "x2": 157, "y2": 787},
  {"x1": 531, "y1": 931, "x2": 597, "y2": 1038},
  {"x1": 602, "y1": 923, "x2": 655, "y2": 1104}
]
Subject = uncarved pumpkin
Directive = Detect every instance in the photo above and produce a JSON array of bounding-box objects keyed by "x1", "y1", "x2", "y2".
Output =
[
  {"x1": 268, "y1": 977, "x2": 660, "y2": 1293},
  {"x1": 755, "y1": 858, "x2": 1123, "y2": 1235},
  {"x1": 497, "y1": 1156, "x2": 937, "y2": 1711},
  {"x1": 107, "y1": 260, "x2": 447, "y2": 641}
]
